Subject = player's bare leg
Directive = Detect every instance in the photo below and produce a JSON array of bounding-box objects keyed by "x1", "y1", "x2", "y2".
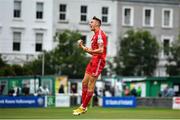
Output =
[
  {"x1": 73, "y1": 74, "x2": 97, "y2": 115},
  {"x1": 73, "y1": 73, "x2": 90, "y2": 114},
  {"x1": 87, "y1": 75, "x2": 97, "y2": 91},
  {"x1": 82, "y1": 75, "x2": 97, "y2": 108},
  {"x1": 82, "y1": 73, "x2": 90, "y2": 102}
]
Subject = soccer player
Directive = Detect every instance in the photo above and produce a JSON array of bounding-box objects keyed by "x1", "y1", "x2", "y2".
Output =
[{"x1": 73, "y1": 16, "x2": 107, "y2": 115}]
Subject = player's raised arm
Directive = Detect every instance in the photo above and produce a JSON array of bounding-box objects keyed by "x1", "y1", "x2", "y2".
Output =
[
  {"x1": 78, "y1": 40, "x2": 104, "y2": 55},
  {"x1": 77, "y1": 39, "x2": 93, "y2": 55},
  {"x1": 85, "y1": 42, "x2": 104, "y2": 54}
]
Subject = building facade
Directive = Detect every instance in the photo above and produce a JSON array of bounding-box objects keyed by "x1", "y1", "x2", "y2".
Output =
[
  {"x1": 116, "y1": 0, "x2": 180, "y2": 76},
  {"x1": 0, "y1": 0, "x2": 180, "y2": 76},
  {"x1": 53, "y1": 0, "x2": 118, "y2": 57},
  {"x1": 0, "y1": 0, "x2": 53, "y2": 64}
]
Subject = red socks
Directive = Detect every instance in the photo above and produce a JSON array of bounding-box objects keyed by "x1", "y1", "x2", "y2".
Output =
[
  {"x1": 82, "y1": 91, "x2": 93, "y2": 108},
  {"x1": 82, "y1": 85, "x2": 88, "y2": 103},
  {"x1": 81, "y1": 84, "x2": 94, "y2": 108}
]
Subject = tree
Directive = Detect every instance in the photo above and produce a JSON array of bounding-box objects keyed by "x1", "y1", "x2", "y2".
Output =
[
  {"x1": 0, "y1": 54, "x2": 7, "y2": 68},
  {"x1": 0, "y1": 66, "x2": 16, "y2": 76},
  {"x1": 0, "y1": 55, "x2": 15, "y2": 76},
  {"x1": 52, "y1": 30, "x2": 89, "y2": 78},
  {"x1": 23, "y1": 56, "x2": 44, "y2": 75},
  {"x1": 11, "y1": 64, "x2": 25, "y2": 76},
  {"x1": 114, "y1": 29, "x2": 160, "y2": 76},
  {"x1": 23, "y1": 51, "x2": 59, "y2": 75},
  {"x1": 0, "y1": 55, "x2": 32, "y2": 76},
  {"x1": 23, "y1": 30, "x2": 88, "y2": 78},
  {"x1": 166, "y1": 35, "x2": 180, "y2": 75}
]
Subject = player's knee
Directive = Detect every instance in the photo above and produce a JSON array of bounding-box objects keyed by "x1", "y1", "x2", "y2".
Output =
[
  {"x1": 82, "y1": 79, "x2": 88, "y2": 86},
  {"x1": 88, "y1": 86, "x2": 95, "y2": 92},
  {"x1": 88, "y1": 82, "x2": 95, "y2": 91},
  {"x1": 89, "y1": 78, "x2": 96, "y2": 83}
]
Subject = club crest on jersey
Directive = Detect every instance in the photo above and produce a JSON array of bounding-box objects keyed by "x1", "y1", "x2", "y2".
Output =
[{"x1": 98, "y1": 35, "x2": 103, "y2": 43}]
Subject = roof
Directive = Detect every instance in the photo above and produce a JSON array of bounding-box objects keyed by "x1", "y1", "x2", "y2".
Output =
[
  {"x1": 119, "y1": 76, "x2": 180, "y2": 82},
  {"x1": 115, "y1": 0, "x2": 180, "y2": 4}
]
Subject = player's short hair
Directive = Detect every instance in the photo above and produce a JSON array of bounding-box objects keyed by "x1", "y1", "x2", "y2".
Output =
[{"x1": 92, "y1": 16, "x2": 101, "y2": 26}]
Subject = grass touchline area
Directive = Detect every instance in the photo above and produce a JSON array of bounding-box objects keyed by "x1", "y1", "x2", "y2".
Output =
[{"x1": 0, "y1": 107, "x2": 180, "y2": 119}]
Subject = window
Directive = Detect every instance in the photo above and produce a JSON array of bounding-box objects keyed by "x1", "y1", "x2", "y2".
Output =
[
  {"x1": 162, "y1": 8, "x2": 173, "y2": 28},
  {"x1": 81, "y1": 35, "x2": 86, "y2": 45},
  {"x1": 13, "y1": 32, "x2": 21, "y2": 51},
  {"x1": 143, "y1": 8, "x2": 154, "y2": 27},
  {"x1": 164, "y1": 11, "x2": 170, "y2": 26},
  {"x1": 102, "y1": 7, "x2": 108, "y2": 23},
  {"x1": 122, "y1": 7, "x2": 134, "y2": 26},
  {"x1": 163, "y1": 39, "x2": 170, "y2": 56},
  {"x1": 161, "y1": 36, "x2": 173, "y2": 57},
  {"x1": 80, "y1": 5, "x2": 87, "y2": 22},
  {"x1": 35, "y1": 33, "x2": 43, "y2": 52},
  {"x1": 36, "y1": 2, "x2": 44, "y2": 19},
  {"x1": 13, "y1": 1, "x2": 21, "y2": 18},
  {"x1": 59, "y1": 4, "x2": 66, "y2": 21}
]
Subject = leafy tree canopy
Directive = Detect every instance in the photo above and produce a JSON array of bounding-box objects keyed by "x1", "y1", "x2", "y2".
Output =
[{"x1": 114, "y1": 29, "x2": 160, "y2": 76}]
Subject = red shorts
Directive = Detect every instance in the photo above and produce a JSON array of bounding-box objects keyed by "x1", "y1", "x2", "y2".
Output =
[{"x1": 86, "y1": 57, "x2": 106, "y2": 77}]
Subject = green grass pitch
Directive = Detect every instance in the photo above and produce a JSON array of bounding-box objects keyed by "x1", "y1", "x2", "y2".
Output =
[{"x1": 0, "y1": 107, "x2": 180, "y2": 119}]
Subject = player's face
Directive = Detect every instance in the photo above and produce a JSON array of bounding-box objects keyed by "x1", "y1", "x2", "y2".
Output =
[{"x1": 89, "y1": 19, "x2": 98, "y2": 31}]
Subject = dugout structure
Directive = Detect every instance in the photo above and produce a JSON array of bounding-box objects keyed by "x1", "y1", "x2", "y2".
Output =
[
  {"x1": 103, "y1": 76, "x2": 180, "y2": 108},
  {"x1": 120, "y1": 76, "x2": 180, "y2": 97},
  {"x1": 0, "y1": 76, "x2": 55, "y2": 96}
]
